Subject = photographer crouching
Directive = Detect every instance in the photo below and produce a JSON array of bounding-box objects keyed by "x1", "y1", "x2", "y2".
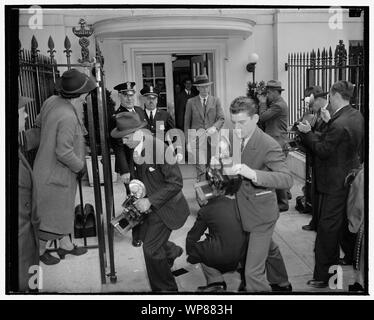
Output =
[
  {"x1": 110, "y1": 112, "x2": 190, "y2": 292},
  {"x1": 296, "y1": 80, "x2": 364, "y2": 288}
]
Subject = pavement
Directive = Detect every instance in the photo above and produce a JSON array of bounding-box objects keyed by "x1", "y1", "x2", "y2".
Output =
[{"x1": 40, "y1": 164, "x2": 356, "y2": 294}]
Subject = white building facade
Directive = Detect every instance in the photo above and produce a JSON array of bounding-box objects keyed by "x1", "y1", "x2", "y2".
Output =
[{"x1": 19, "y1": 8, "x2": 364, "y2": 125}]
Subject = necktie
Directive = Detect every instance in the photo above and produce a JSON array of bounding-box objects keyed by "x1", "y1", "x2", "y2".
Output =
[
  {"x1": 241, "y1": 138, "x2": 246, "y2": 153},
  {"x1": 149, "y1": 110, "x2": 154, "y2": 126},
  {"x1": 203, "y1": 98, "x2": 207, "y2": 114},
  {"x1": 187, "y1": 90, "x2": 190, "y2": 96}
]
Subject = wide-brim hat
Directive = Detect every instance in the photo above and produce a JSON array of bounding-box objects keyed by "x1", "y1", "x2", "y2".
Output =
[
  {"x1": 55, "y1": 69, "x2": 97, "y2": 98},
  {"x1": 266, "y1": 80, "x2": 285, "y2": 91},
  {"x1": 18, "y1": 96, "x2": 33, "y2": 109},
  {"x1": 114, "y1": 81, "x2": 136, "y2": 95},
  {"x1": 110, "y1": 112, "x2": 147, "y2": 139},
  {"x1": 193, "y1": 74, "x2": 213, "y2": 86},
  {"x1": 140, "y1": 85, "x2": 159, "y2": 97}
]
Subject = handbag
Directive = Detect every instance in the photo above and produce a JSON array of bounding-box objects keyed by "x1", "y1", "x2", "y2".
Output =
[{"x1": 74, "y1": 178, "x2": 97, "y2": 243}]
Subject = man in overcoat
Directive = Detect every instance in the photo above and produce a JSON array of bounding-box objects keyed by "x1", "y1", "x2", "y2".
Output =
[
  {"x1": 111, "y1": 112, "x2": 190, "y2": 291},
  {"x1": 110, "y1": 82, "x2": 147, "y2": 247},
  {"x1": 297, "y1": 80, "x2": 364, "y2": 288},
  {"x1": 258, "y1": 80, "x2": 290, "y2": 211},
  {"x1": 228, "y1": 96, "x2": 293, "y2": 292}
]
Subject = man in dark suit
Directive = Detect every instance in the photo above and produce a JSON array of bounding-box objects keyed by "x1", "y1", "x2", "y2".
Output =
[
  {"x1": 110, "y1": 81, "x2": 146, "y2": 247},
  {"x1": 186, "y1": 196, "x2": 248, "y2": 292},
  {"x1": 111, "y1": 112, "x2": 190, "y2": 292},
  {"x1": 174, "y1": 78, "x2": 196, "y2": 131},
  {"x1": 258, "y1": 80, "x2": 290, "y2": 212},
  {"x1": 227, "y1": 96, "x2": 293, "y2": 292},
  {"x1": 140, "y1": 85, "x2": 174, "y2": 137},
  {"x1": 298, "y1": 86, "x2": 329, "y2": 232},
  {"x1": 184, "y1": 74, "x2": 225, "y2": 181},
  {"x1": 297, "y1": 80, "x2": 364, "y2": 288}
]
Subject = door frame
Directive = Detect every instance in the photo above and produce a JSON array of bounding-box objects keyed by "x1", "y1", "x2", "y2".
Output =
[{"x1": 121, "y1": 38, "x2": 227, "y2": 110}]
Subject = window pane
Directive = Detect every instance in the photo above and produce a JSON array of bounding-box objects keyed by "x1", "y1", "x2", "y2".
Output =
[
  {"x1": 157, "y1": 92, "x2": 167, "y2": 109},
  {"x1": 155, "y1": 78, "x2": 165, "y2": 92},
  {"x1": 143, "y1": 79, "x2": 154, "y2": 87},
  {"x1": 142, "y1": 63, "x2": 153, "y2": 78},
  {"x1": 154, "y1": 63, "x2": 165, "y2": 77}
]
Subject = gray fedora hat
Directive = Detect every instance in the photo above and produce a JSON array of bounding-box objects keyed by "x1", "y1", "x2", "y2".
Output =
[
  {"x1": 193, "y1": 74, "x2": 213, "y2": 86},
  {"x1": 266, "y1": 80, "x2": 285, "y2": 91}
]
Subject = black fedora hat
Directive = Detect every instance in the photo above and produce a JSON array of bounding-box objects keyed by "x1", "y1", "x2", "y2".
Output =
[
  {"x1": 140, "y1": 85, "x2": 159, "y2": 97},
  {"x1": 55, "y1": 69, "x2": 97, "y2": 98},
  {"x1": 110, "y1": 112, "x2": 147, "y2": 139},
  {"x1": 193, "y1": 74, "x2": 213, "y2": 86},
  {"x1": 114, "y1": 81, "x2": 136, "y2": 95}
]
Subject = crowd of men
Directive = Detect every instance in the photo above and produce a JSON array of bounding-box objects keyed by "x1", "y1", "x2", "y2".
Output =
[{"x1": 17, "y1": 67, "x2": 364, "y2": 293}]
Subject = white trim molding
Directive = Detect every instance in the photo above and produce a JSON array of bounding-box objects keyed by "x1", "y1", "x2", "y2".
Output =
[{"x1": 94, "y1": 15, "x2": 255, "y2": 40}]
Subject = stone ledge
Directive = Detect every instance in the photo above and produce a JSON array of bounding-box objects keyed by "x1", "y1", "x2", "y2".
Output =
[{"x1": 287, "y1": 151, "x2": 306, "y2": 182}]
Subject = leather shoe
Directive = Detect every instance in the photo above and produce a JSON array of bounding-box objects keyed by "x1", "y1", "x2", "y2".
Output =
[
  {"x1": 279, "y1": 205, "x2": 289, "y2": 212},
  {"x1": 40, "y1": 251, "x2": 60, "y2": 265},
  {"x1": 338, "y1": 257, "x2": 352, "y2": 266},
  {"x1": 307, "y1": 279, "x2": 328, "y2": 288},
  {"x1": 270, "y1": 283, "x2": 293, "y2": 292},
  {"x1": 167, "y1": 246, "x2": 183, "y2": 268},
  {"x1": 348, "y1": 282, "x2": 364, "y2": 292},
  {"x1": 57, "y1": 245, "x2": 87, "y2": 259},
  {"x1": 197, "y1": 281, "x2": 227, "y2": 292},
  {"x1": 302, "y1": 224, "x2": 316, "y2": 231},
  {"x1": 132, "y1": 239, "x2": 143, "y2": 247}
]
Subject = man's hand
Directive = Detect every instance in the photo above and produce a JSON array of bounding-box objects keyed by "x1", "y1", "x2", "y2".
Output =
[
  {"x1": 257, "y1": 94, "x2": 267, "y2": 104},
  {"x1": 297, "y1": 120, "x2": 312, "y2": 133},
  {"x1": 223, "y1": 164, "x2": 257, "y2": 181},
  {"x1": 134, "y1": 198, "x2": 152, "y2": 213},
  {"x1": 320, "y1": 107, "x2": 331, "y2": 123},
  {"x1": 120, "y1": 173, "x2": 131, "y2": 184},
  {"x1": 206, "y1": 126, "x2": 217, "y2": 136}
]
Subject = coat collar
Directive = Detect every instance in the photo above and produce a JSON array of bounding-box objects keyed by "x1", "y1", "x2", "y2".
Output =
[
  {"x1": 242, "y1": 126, "x2": 260, "y2": 154},
  {"x1": 330, "y1": 104, "x2": 350, "y2": 122}
]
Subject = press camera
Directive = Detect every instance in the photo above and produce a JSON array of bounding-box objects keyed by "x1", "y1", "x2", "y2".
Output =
[
  {"x1": 194, "y1": 136, "x2": 243, "y2": 206},
  {"x1": 111, "y1": 179, "x2": 152, "y2": 235}
]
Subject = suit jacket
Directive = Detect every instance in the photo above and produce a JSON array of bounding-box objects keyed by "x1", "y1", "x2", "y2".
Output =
[
  {"x1": 258, "y1": 96, "x2": 288, "y2": 148},
  {"x1": 184, "y1": 95, "x2": 225, "y2": 136},
  {"x1": 300, "y1": 105, "x2": 364, "y2": 194},
  {"x1": 236, "y1": 127, "x2": 293, "y2": 232},
  {"x1": 134, "y1": 136, "x2": 190, "y2": 230},
  {"x1": 18, "y1": 150, "x2": 40, "y2": 291},
  {"x1": 144, "y1": 108, "x2": 175, "y2": 136},
  {"x1": 175, "y1": 90, "x2": 196, "y2": 130},
  {"x1": 186, "y1": 196, "x2": 247, "y2": 273},
  {"x1": 110, "y1": 105, "x2": 145, "y2": 175}
]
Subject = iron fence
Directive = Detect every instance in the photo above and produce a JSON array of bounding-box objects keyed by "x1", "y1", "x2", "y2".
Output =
[{"x1": 287, "y1": 40, "x2": 364, "y2": 127}]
